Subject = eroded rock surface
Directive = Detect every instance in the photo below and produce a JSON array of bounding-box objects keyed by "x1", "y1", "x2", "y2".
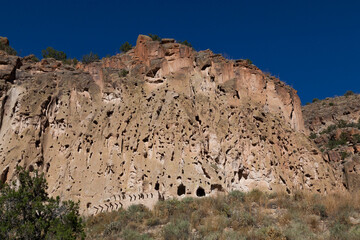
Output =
[
  {"x1": 0, "y1": 35, "x2": 342, "y2": 215},
  {"x1": 302, "y1": 94, "x2": 360, "y2": 192}
]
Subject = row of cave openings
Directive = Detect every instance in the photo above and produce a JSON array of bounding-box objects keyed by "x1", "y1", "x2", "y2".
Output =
[{"x1": 154, "y1": 181, "x2": 222, "y2": 198}]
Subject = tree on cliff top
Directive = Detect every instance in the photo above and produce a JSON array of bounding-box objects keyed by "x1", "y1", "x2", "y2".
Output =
[
  {"x1": 120, "y1": 42, "x2": 132, "y2": 53},
  {"x1": 42, "y1": 47, "x2": 67, "y2": 61},
  {"x1": 81, "y1": 52, "x2": 99, "y2": 64},
  {"x1": 0, "y1": 167, "x2": 85, "y2": 240}
]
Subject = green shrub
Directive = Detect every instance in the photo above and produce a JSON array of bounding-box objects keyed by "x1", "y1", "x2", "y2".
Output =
[
  {"x1": 162, "y1": 219, "x2": 190, "y2": 240},
  {"x1": 120, "y1": 42, "x2": 132, "y2": 53},
  {"x1": 327, "y1": 138, "x2": 347, "y2": 150},
  {"x1": 81, "y1": 52, "x2": 99, "y2": 64},
  {"x1": 230, "y1": 210, "x2": 256, "y2": 229},
  {"x1": 284, "y1": 221, "x2": 315, "y2": 240},
  {"x1": 254, "y1": 226, "x2": 286, "y2": 240},
  {"x1": 321, "y1": 124, "x2": 337, "y2": 134},
  {"x1": 309, "y1": 132, "x2": 317, "y2": 139},
  {"x1": 177, "y1": 40, "x2": 192, "y2": 48},
  {"x1": 348, "y1": 225, "x2": 360, "y2": 240},
  {"x1": 127, "y1": 204, "x2": 152, "y2": 223},
  {"x1": 330, "y1": 222, "x2": 349, "y2": 240},
  {"x1": 203, "y1": 231, "x2": 222, "y2": 240},
  {"x1": 228, "y1": 190, "x2": 246, "y2": 203},
  {"x1": 312, "y1": 98, "x2": 320, "y2": 103},
  {"x1": 119, "y1": 69, "x2": 129, "y2": 77},
  {"x1": 221, "y1": 230, "x2": 246, "y2": 240},
  {"x1": 121, "y1": 228, "x2": 153, "y2": 240},
  {"x1": 352, "y1": 134, "x2": 360, "y2": 144},
  {"x1": 344, "y1": 90, "x2": 355, "y2": 97},
  {"x1": 146, "y1": 217, "x2": 161, "y2": 227},
  {"x1": 42, "y1": 47, "x2": 67, "y2": 61},
  {"x1": 340, "y1": 151, "x2": 351, "y2": 160},
  {"x1": 337, "y1": 120, "x2": 349, "y2": 128},
  {"x1": 149, "y1": 34, "x2": 161, "y2": 41},
  {"x1": 246, "y1": 188, "x2": 265, "y2": 203},
  {"x1": 103, "y1": 204, "x2": 151, "y2": 236},
  {"x1": 312, "y1": 204, "x2": 328, "y2": 219},
  {"x1": 155, "y1": 198, "x2": 197, "y2": 222},
  {"x1": 103, "y1": 221, "x2": 123, "y2": 236},
  {"x1": 329, "y1": 102, "x2": 334, "y2": 106},
  {"x1": 0, "y1": 167, "x2": 85, "y2": 239},
  {"x1": 63, "y1": 58, "x2": 79, "y2": 66}
]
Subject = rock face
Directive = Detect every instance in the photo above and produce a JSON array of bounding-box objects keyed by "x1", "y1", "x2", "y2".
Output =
[
  {"x1": 0, "y1": 35, "x2": 341, "y2": 215},
  {"x1": 302, "y1": 94, "x2": 360, "y2": 192}
]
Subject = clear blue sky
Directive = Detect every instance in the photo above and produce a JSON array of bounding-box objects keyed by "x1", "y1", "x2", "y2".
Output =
[{"x1": 1, "y1": 0, "x2": 359, "y2": 104}]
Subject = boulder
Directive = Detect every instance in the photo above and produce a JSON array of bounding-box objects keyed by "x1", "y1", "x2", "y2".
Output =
[
  {"x1": 343, "y1": 157, "x2": 360, "y2": 191},
  {"x1": 0, "y1": 37, "x2": 9, "y2": 46},
  {"x1": 327, "y1": 151, "x2": 341, "y2": 162},
  {"x1": 0, "y1": 54, "x2": 21, "y2": 82}
]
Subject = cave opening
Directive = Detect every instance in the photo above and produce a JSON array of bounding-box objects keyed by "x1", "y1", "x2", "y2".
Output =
[
  {"x1": 155, "y1": 182, "x2": 160, "y2": 191},
  {"x1": 196, "y1": 186, "x2": 205, "y2": 197},
  {"x1": 177, "y1": 184, "x2": 186, "y2": 196}
]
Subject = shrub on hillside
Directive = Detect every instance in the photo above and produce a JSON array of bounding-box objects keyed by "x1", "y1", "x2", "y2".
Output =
[
  {"x1": 42, "y1": 47, "x2": 67, "y2": 61},
  {"x1": 0, "y1": 167, "x2": 85, "y2": 239},
  {"x1": 312, "y1": 98, "x2": 320, "y2": 103},
  {"x1": 148, "y1": 34, "x2": 161, "y2": 41},
  {"x1": 177, "y1": 40, "x2": 192, "y2": 48},
  {"x1": 63, "y1": 58, "x2": 79, "y2": 66},
  {"x1": 121, "y1": 228, "x2": 153, "y2": 240},
  {"x1": 321, "y1": 124, "x2": 337, "y2": 135},
  {"x1": 344, "y1": 90, "x2": 355, "y2": 97},
  {"x1": 309, "y1": 132, "x2": 317, "y2": 139},
  {"x1": 120, "y1": 42, "x2": 132, "y2": 53},
  {"x1": 228, "y1": 190, "x2": 246, "y2": 203},
  {"x1": 81, "y1": 52, "x2": 99, "y2": 64},
  {"x1": 162, "y1": 219, "x2": 190, "y2": 240},
  {"x1": 119, "y1": 69, "x2": 129, "y2": 77}
]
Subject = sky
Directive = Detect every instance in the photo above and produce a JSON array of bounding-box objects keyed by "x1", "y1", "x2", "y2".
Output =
[{"x1": 1, "y1": 0, "x2": 359, "y2": 104}]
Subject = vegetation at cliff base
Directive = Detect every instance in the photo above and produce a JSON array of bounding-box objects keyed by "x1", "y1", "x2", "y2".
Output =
[
  {"x1": 0, "y1": 167, "x2": 85, "y2": 240},
  {"x1": 85, "y1": 189, "x2": 360, "y2": 240}
]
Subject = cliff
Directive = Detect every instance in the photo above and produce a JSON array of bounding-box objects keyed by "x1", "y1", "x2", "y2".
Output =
[
  {"x1": 302, "y1": 94, "x2": 360, "y2": 192},
  {"x1": 0, "y1": 35, "x2": 341, "y2": 215}
]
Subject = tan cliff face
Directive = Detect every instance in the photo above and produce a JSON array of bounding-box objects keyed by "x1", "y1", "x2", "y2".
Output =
[
  {"x1": 302, "y1": 94, "x2": 360, "y2": 192},
  {"x1": 0, "y1": 35, "x2": 342, "y2": 215}
]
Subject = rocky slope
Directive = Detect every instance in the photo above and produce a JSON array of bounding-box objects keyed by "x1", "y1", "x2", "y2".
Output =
[
  {"x1": 0, "y1": 35, "x2": 342, "y2": 215},
  {"x1": 302, "y1": 94, "x2": 360, "y2": 192}
]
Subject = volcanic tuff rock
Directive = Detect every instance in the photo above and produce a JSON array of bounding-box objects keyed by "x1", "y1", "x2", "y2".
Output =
[
  {"x1": 302, "y1": 94, "x2": 360, "y2": 191},
  {"x1": 0, "y1": 35, "x2": 342, "y2": 215}
]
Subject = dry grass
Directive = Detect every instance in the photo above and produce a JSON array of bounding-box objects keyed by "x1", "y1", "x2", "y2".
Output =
[{"x1": 85, "y1": 190, "x2": 360, "y2": 240}]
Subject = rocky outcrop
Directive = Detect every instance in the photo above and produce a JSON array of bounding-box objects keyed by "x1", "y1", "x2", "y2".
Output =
[
  {"x1": 0, "y1": 52, "x2": 21, "y2": 82},
  {"x1": 302, "y1": 94, "x2": 360, "y2": 192},
  {"x1": 0, "y1": 35, "x2": 342, "y2": 215},
  {"x1": 0, "y1": 37, "x2": 9, "y2": 46}
]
